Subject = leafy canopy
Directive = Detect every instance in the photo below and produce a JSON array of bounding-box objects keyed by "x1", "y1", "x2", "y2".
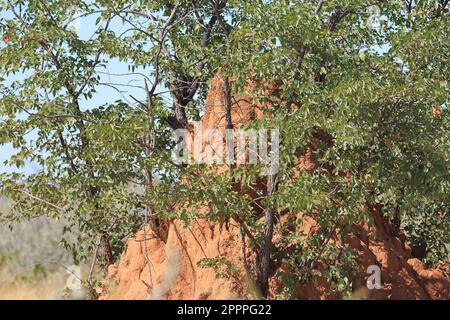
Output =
[{"x1": 0, "y1": 0, "x2": 448, "y2": 297}]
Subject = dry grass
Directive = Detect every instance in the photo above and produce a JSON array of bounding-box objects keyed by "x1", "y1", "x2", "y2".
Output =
[
  {"x1": 0, "y1": 196, "x2": 84, "y2": 300},
  {"x1": 0, "y1": 267, "x2": 68, "y2": 300},
  {"x1": 0, "y1": 198, "x2": 83, "y2": 299}
]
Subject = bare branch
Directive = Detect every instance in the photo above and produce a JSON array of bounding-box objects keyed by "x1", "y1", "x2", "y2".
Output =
[{"x1": 14, "y1": 189, "x2": 66, "y2": 213}]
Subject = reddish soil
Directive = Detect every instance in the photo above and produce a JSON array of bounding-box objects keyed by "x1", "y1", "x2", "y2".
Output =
[{"x1": 102, "y1": 74, "x2": 450, "y2": 300}]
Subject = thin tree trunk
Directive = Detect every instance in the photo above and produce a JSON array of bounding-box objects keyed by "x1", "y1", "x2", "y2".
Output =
[
  {"x1": 390, "y1": 206, "x2": 401, "y2": 235},
  {"x1": 223, "y1": 76, "x2": 233, "y2": 130},
  {"x1": 100, "y1": 233, "x2": 114, "y2": 274},
  {"x1": 256, "y1": 173, "x2": 277, "y2": 298}
]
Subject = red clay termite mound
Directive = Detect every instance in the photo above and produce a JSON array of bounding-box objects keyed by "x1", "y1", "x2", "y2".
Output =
[{"x1": 102, "y1": 74, "x2": 450, "y2": 300}]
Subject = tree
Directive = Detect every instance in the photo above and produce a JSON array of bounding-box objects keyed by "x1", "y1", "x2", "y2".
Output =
[{"x1": 0, "y1": 0, "x2": 448, "y2": 299}]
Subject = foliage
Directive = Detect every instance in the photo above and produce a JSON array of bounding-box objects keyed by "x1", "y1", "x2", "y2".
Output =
[
  {"x1": 0, "y1": 0, "x2": 448, "y2": 298},
  {"x1": 197, "y1": 256, "x2": 239, "y2": 280}
]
